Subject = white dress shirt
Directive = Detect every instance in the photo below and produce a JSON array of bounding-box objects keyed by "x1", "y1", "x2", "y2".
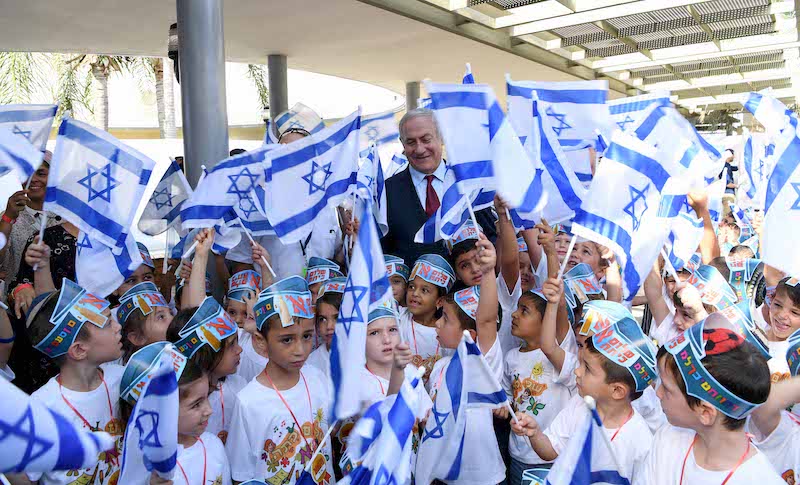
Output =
[{"x1": 408, "y1": 160, "x2": 447, "y2": 210}]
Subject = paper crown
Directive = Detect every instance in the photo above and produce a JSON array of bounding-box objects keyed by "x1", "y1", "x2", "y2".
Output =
[
  {"x1": 117, "y1": 282, "x2": 169, "y2": 325},
  {"x1": 174, "y1": 297, "x2": 238, "y2": 359},
  {"x1": 120, "y1": 342, "x2": 187, "y2": 405},
  {"x1": 521, "y1": 468, "x2": 549, "y2": 485},
  {"x1": 137, "y1": 242, "x2": 155, "y2": 269},
  {"x1": 227, "y1": 270, "x2": 262, "y2": 303},
  {"x1": 33, "y1": 279, "x2": 111, "y2": 358},
  {"x1": 306, "y1": 257, "x2": 343, "y2": 286},
  {"x1": 318, "y1": 277, "x2": 347, "y2": 298},
  {"x1": 725, "y1": 258, "x2": 763, "y2": 302},
  {"x1": 385, "y1": 255, "x2": 410, "y2": 282},
  {"x1": 411, "y1": 254, "x2": 455, "y2": 292},
  {"x1": 563, "y1": 263, "x2": 603, "y2": 310},
  {"x1": 687, "y1": 265, "x2": 738, "y2": 310},
  {"x1": 787, "y1": 328, "x2": 800, "y2": 377},
  {"x1": 444, "y1": 218, "x2": 481, "y2": 254},
  {"x1": 552, "y1": 223, "x2": 573, "y2": 236},
  {"x1": 591, "y1": 318, "x2": 658, "y2": 392},
  {"x1": 715, "y1": 301, "x2": 770, "y2": 360},
  {"x1": 578, "y1": 300, "x2": 637, "y2": 337},
  {"x1": 254, "y1": 276, "x2": 314, "y2": 330},
  {"x1": 517, "y1": 237, "x2": 528, "y2": 253},
  {"x1": 684, "y1": 254, "x2": 702, "y2": 274},
  {"x1": 368, "y1": 305, "x2": 397, "y2": 324},
  {"x1": 454, "y1": 286, "x2": 480, "y2": 321},
  {"x1": 665, "y1": 312, "x2": 765, "y2": 419}
]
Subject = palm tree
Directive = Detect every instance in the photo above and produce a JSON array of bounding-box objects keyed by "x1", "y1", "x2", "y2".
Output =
[
  {"x1": 150, "y1": 58, "x2": 177, "y2": 138},
  {"x1": 0, "y1": 52, "x2": 49, "y2": 104},
  {"x1": 247, "y1": 63, "x2": 269, "y2": 112}
]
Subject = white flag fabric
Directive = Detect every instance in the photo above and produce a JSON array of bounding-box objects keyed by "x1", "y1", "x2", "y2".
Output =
[
  {"x1": 360, "y1": 109, "x2": 399, "y2": 150},
  {"x1": 75, "y1": 231, "x2": 143, "y2": 298},
  {"x1": 0, "y1": 377, "x2": 115, "y2": 474},
  {"x1": 45, "y1": 118, "x2": 155, "y2": 251},
  {"x1": 415, "y1": 336, "x2": 509, "y2": 484},
  {"x1": 665, "y1": 212, "x2": 704, "y2": 272},
  {"x1": 0, "y1": 104, "x2": 57, "y2": 151},
  {"x1": 740, "y1": 134, "x2": 775, "y2": 210},
  {"x1": 742, "y1": 91, "x2": 798, "y2": 135},
  {"x1": 118, "y1": 354, "x2": 180, "y2": 483},
  {"x1": 330, "y1": 197, "x2": 393, "y2": 420},
  {"x1": 572, "y1": 131, "x2": 677, "y2": 301},
  {"x1": 608, "y1": 91, "x2": 671, "y2": 133},
  {"x1": 356, "y1": 145, "x2": 388, "y2": 236},
  {"x1": 138, "y1": 160, "x2": 192, "y2": 236},
  {"x1": 264, "y1": 109, "x2": 361, "y2": 243},
  {"x1": 0, "y1": 123, "x2": 45, "y2": 183}
]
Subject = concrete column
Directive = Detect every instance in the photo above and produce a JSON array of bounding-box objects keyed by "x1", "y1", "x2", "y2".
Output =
[
  {"x1": 406, "y1": 81, "x2": 420, "y2": 111},
  {"x1": 176, "y1": 0, "x2": 229, "y2": 187},
  {"x1": 268, "y1": 54, "x2": 289, "y2": 135}
]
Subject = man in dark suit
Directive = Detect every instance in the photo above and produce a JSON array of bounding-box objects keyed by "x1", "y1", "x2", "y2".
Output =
[{"x1": 382, "y1": 108, "x2": 496, "y2": 266}]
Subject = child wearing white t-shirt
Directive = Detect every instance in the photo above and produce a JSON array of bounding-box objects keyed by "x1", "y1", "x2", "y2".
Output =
[{"x1": 306, "y1": 278, "x2": 346, "y2": 380}]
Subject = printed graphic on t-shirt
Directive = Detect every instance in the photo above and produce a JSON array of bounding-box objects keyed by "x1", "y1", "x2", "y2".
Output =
[
  {"x1": 260, "y1": 408, "x2": 331, "y2": 485},
  {"x1": 66, "y1": 417, "x2": 124, "y2": 485},
  {"x1": 412, "y1": 354, "x2": 441, "y2": 383},
  {"x1": 781, "y1": 469, "x2": 795, "y2": 484},
  {"x1": 773, "y1": 371, "x2": 791, "y2": 384},
  {"x1": 511, "y1": 363, "x2": 549, "y2": 416}
]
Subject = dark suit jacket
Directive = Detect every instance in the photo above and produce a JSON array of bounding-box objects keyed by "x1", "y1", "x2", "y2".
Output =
[{"x1": 381, "y1": 166, "x2": 497, "y2": 267}]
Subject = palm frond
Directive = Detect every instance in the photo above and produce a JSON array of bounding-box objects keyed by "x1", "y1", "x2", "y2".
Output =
[
  {"x1": 0, "y1": 51, "x2": 49, "y2": 104},
  {"x1": 246, "y1": 63, "x2": 270, "y2": 109}
]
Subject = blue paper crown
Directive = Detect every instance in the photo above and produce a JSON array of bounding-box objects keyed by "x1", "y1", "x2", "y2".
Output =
[
  {"x1": 137, "y1": 242, "x2": 155, "y2": 269},
  {"x1": 563, "y1": 263, "x2": 603, "y2": 310},
  {"x1": 254, "y1": 276, "x2": 314, "y2": 330},
  {"x1": 454, "y1": 286, "x2": 480, "y2": 321},
  {"x1": 787, "y1": 328, "x2": 800, "y2": 377},
  {"x1": 411, "y1": 254, "x2": 455, "y2": 292},
  {"x1": 368, "y1": 305, "x2": 397, "y2": 324},
  {"x1": 385, "y1": 255, "x2": 410, "y2": 281},
  {"x1": 174, "y1": 297, "x2": 237, "y2": 358},
  {"x1": 715, "y1": 301, "x2": 770, "y2": 359},
  {"x1": 725, "y1": 259, "x2": 762, "y2": 303},
  {"x1": 227, "y1": 270, "x2": 262, "y2": 303},
  {"x1": 306, "y1": 257, "x2": 343, "y2": 285},
  {"x1": 117, "y1": 282, "x2": 169, "y2": 325},
  {"x1": 120, "y1": 342, "x2": 187, "y2": 405},
  {"x1": 318, "y1": 277, "x2": 347, "y2": 298},
  {"x1": 687, "y1": 265, "x2": 738, "y2": 309},
  {"x1": 444, "y1": 218, "x2": 481, "y2": 254},
  {"x1": 591, "y1": 318, "x2": 658, "y2": 392},
  {"x1": 578, "y1": 300, "x2": 636, "y2": 337},
  {"x1": 517, "y1": 237, "x2": 528, "y2": 253}
]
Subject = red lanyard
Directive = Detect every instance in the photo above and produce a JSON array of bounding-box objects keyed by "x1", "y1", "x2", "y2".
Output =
[
  {"x1": 263, "y1": 369, "x2": 313, "y2": 450},
  {"x1": 410, "y1": 320, "x2": 439, "y2": 358},
  {"x1": 177, "y1": 437, "x2": 206, "y2": 485},
  {"x1": 217, "y1": 382, "x2": 225, "y2": 430},
  {"x1": 609, "y1": 408, "x2": 634, "y2": 442},
  {"x1": 57, "y1": 371, "x2": 113, "y2": 430},
  {"x1": 788, "y1": 412, "x2": 800, "y2": 426},
  {"x1": 679, "y1": 435, "x2": 750, "y2": 485},
  {"x1": 365, "y1": 366, "x2": 386, "y2": 395}
]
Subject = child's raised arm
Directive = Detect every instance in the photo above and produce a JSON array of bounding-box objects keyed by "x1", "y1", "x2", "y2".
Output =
[
  {"x1": 25, "y1": 236, "x2": 55, "y2": 295},
  {"x1": 184, "y1": 228, "x2": 214, "y2": 308},
  {"x1": 643, "y1": 260, "x2": 671, "y2": 326},
  {"x1": 536, "y1": 222, "x2": 570, "y2": 344},
  {"x1": 750, "y1": 375, "x2": 800, "y2": 438},
  {"x1": 495, "y1": 196, "x2": 520, "y2": 290},
  {"x1": 388, "y1": 342, "x2": 413, "y2": 396},
  {"x1": 688, "y1": 189, "x2": 720, "y2": 264},
  {"x1": 475, "y1": 234, "x2": 499, "y2": 355},
  {"x1": 510, "y1": 412, "x2": 558, "y2": 461},
  {"x1": 541, "y1": 277, "x2": 566, "y2": 373}
]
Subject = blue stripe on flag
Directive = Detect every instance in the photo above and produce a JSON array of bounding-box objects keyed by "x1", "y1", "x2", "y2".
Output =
[
  {"x1": 765, "y1": 134, "x2": 800, "y2": 213},
  {"x1": 272, "y1": 177, "x2": 355, "y2": 235},
  {"x1": 149, "y1": 451, "x2": 178, "y2": 474},
  {"x1": 609, "y1": 97, "x2": 669, "y2": 115},
  {"x1": 148, "y1": 371, "x2": 178, "y2": 396},
  {"x1": 534, "y1": 89, "x2": 606, "y2": 105},
  {"x1": 633, "y1": 108, "x2": 663, "y2": 140},
  {"x1": 50, "y1": 407, "x2": 85, "y2": 470},
  {"x1": 677, "y1": 143, "x2": 699, "y2": 169},
  {"x1": 743, "y1": 93, "x2": 761, "y2": 120},
  {"x1": 388, "y1": 388, "x2": 417, "y2": 445},
  {"x1": 445, "y1": 432, "x2": 466, "y2": 481},
  {"x1": 576, "y1": 172, "x2": 593, "y2": 182},
  {"x1": 58, "y1": 121, "x2": 151, "y2": 179},
  {"x1": 45, "y1": 188, "x2": 127, "y2": 247},
  {"x1": 0, "y1": 105, "x2": 57, "y2": 123},
  {"x1": 181, "y1": 204, "x2": 239, "y2": 223},
  {"x1": 450, "y1": 160, "x2": 493, "y2": 183},
  {"x1": 271, "y1": 116, "x2": 360, "y2": 174},
  {"x1": 487, "y1": 101, "x2": 504, "y2": 140},
  {"x1": 604, "y1": 143, "x2": 669, "y2": 191},
  {"x1": 507, "y1": 83, "x2": 533, "y2": 98},
  {"x1": 365, "y1": 111, "x2": 396, "y2": 122},
  {"x1": 540, "y1": 122, "x2": 582, "y2": 211},
  {"x1": 468, "y1": 391, "x2": 508, "y2": 405},
  {"x1": 430, "y1": 91, "x2": 485, "y2": 111}
]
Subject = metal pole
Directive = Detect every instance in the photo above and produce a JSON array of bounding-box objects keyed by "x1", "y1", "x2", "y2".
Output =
[
  {"x1": 406, "y1": 81, "x2": 420, "y2": 111},
  {"x1": 176, "y1": 0, "x2": 229, "y2": 187},
  {"x1": 268, "y1": 54, "x2": 289, "y2": 134}
]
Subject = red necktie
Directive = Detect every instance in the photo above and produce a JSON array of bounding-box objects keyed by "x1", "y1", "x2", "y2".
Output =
[{"x1": 425, "y1": 175, "x2": 440, "y2": 218}]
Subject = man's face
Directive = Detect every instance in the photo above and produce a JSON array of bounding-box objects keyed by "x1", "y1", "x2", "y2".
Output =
[{"x1": 401, "y1": 116, "x2": 443, "y2": 174}]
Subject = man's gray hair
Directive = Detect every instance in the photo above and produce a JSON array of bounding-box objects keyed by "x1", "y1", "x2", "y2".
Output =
[{"x1": 398, "y1": 108, "x2": 441, "y2": 142}]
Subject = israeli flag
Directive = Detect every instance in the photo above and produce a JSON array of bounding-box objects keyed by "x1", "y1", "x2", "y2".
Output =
[
  {"x1": 210, "y1": 208, "x2": 244, "y2": 255},
  {"x1": 564, "y1": 148, "x2": 594, "y2": 189},
  {"x1": 0, "y1": 123, "x2": 45, "y2": 182},
  {"x1": 264, "y1": 118, "x2": 279, "y2": 145},
  {"x1": 274, "y1": 102, "x2": 326, "y2": 137},
  {"x1": 388, "y1": 153, "x2": 408, "y2": 178},
  {"x1": 45, "y1": 118, "x2": 155, "y2": 251},
  {"x1": 415, "y1": 335, "x2": 509, "y2": 484},
  {"x1": 138, "y1": 160, "x2": 192, "y2": 236},
  {"x1": 331, "y1": 197, "x2": 393, "y2": 420},
  {"x1": 0, "y1": 377, "x2": 115, "y2": 474},
  {"x1": 665, "y1": 212, "x2": 704, "y2": 272},
  {"x1": 360, "y1": 109, "x2": 399, "y2": 149},
  {"x1": 356, "y1": 145, "x2": 388, "y2": 236},
  {"x1": 707, "y1": 177, "x2": 726, "y2": 226},
  {"x1": 181, "y1": 145, "x2": 274, "y2": 229},
  {"x1": 607, "y1": 91, "x2": 671, "y2": 133},
  {"x1": 0, "y1": 104, "x2": 57, "y2": 151},
  {"x1": 424, "y1": 81, "x2": 542, "y2": 213},
  {"x1": 240, "y1": 184, "x2": 276, "y2": 237},
  {"x1": 341, "y1": 369, "x2": 430, "y2": 485},
  {"x1": 118, "y1": 353, "x2": 179, "y2": 483},
  {"x1": 742, "y1": 91, "x2": 798, "y2": 135},
  {"x1": 413, "y1": 180, "x2": 493, "y2": 244},
  {"x1": 418, "y1": 98, "x2": 432, "y2": 109},
  {"x1": 741, "y1": 134, "x2": 774, "y2": 209},
  {"x1": 462, "y1": 63, "x2": 475, "y2": 84},
  {"x1": 264, "y1": 109, "x2": 361, "y2": 244},
  {"x1": 544, "y1": 403, "x2": 631, "y2": 485},
  {"x1": 75, "y1": 231, "x2": 144, "y2": 298},
  {"x1": 761, "y1": 120, "x2": 800, "y2": 277},
  {"x1": 507, "y1": 77, "x2": 612, "y2": 151},
  {"x1": 572, "y1": 131, "x2": 676, "y2": 301}
]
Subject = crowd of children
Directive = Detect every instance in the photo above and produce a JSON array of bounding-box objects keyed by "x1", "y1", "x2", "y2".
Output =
[{"x1": 1, "y1": 169, "x2": 799, "y2": 485}]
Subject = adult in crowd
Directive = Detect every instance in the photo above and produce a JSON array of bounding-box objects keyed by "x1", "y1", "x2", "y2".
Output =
[
  {"x1": 719, "y1": 148, "x2": 738, "y2": 206},
  {"x1": 382, "y1": 108, "x2": 496, "y2": 266}
]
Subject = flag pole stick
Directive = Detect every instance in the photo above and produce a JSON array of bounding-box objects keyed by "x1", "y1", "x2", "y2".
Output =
[
  {"x1": 660, "y1": 249, "x2": 679, "y2": 282},
  {"x1": 32, "y1": 216, "x2": 47, "y2": 271},
  {"x1": 583, "y1": 396, "x2": 627, "y2": 474},
  {"x1": 181, "y1": 240, "x2": 198, "y2": 260},
  {"x1": 557, "y1": 235, "x2": 578, "y2": 279},
  {"x1": 466, "y1": 197, "x2": 483, "y2": 256},
  {"x1": 162, "y1": 230, "x2": 170, "y2": 274},
  {"x1": 238, "y1": 218, "x2": 277, "y2": 278},
  {"x1": 304, "y1": 420, "x2": 338, "y2": 473}
]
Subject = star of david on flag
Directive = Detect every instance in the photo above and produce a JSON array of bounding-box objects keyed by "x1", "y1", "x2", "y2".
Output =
[
  {"x1": 608, "y1": 90, "x2": 671, "y2": 134},
  {"x1": 331, "y1": 195, "x2": 393, "y2": 421},
  {"x1": 139, "y1": 160, "x2": 192, "y2": 236},
  {"x1": 119, "y1": 352, "x2": 180, "y2": 482},
  {"x1": 623, "y1": 184, "x2": 649, "y2": 231},
  {"x1": 359, "y1": 108, "x2": 400, "y2": 150},
  {"x1": 0, "y1": 122, "x2": 46, "y2": 183},
  {"x1": 45, "y1": 118, "x2": 155, "y2": 251},
  {"x1": 0, "y1": 377, "x2": 115, "y2": 474},
  {"x1": 302, "y1": 160, "x2": 333, "y2": 195},
  {"x1": 0, "y1": 104, "x2": 57, "y2": 151},
  {"x1": 75, "y1": 230, "x2": 143, "y2": 298}
]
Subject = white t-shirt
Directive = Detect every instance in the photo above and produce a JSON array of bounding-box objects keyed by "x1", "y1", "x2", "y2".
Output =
[
  {"x1": 504, "y1": 333, "x2": 577, "y2": 464},
  {"x1": 632, "y1": 386, "x2": 667, "y2": 434},
  {"x1": 225, "y1": 367, "x2": 335, "y2": 484},
  {"x1": 635, "y1": 425, "x2": 784, "y2": 485},
  {"x1": 175, "y1": 432, "x2": 231, "y2": 485},
  {"x1": 208, "y1": 374, "x2": 249, "y2": 446},
  {"x1": 236, "y1": 331, "x2": 268, "y2": 384},
  {"x1": 399, "y1": 310, "x2": 447, "y2": 384},
  {"x1": 28, "y1": 365, "x2": 126, "y2": 485},
  {"x1": 0, "y1": 364, "x2": 14, "y2": 381},
  {"x1": 750, "y1": 411, "x2": 800, "y2": 483},
  {"x1": 651, "y1": 313, "x2": 682, "y2": 347},
  {"x1": 427, "y1": 338, "x2": 506, "y2": 485},
  {"x1": 306, "y1": 344, "x2": 331, "y2": 381},
  {"x1": 546, "y1": 395, "x2": 651, "y2": 483},
  {"x1": 497, "y1": 273, "x2": 524, "y2": 354}
]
